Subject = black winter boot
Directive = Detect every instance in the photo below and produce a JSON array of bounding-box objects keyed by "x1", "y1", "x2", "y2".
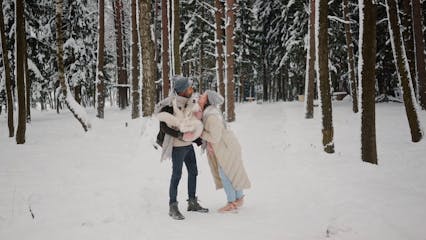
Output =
[
  {"x1": 187, "y1": 197, "x2": 209, "y2": 213},
  {"x1": 169, "y1": 202, "x2": 185, "y2": 220}
]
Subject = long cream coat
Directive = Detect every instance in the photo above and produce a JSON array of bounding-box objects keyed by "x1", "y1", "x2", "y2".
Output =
[{"x1": 201, "y1": 106, "x2": 251, "y2": 190}]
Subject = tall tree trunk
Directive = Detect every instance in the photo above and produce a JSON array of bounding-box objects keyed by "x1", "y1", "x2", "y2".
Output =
[
  {"x1": 131, "y1": 0, "x2": 140, "y2": 119},
  {"x1": 16, "y1": 0, "x2": 26, "y2": 144},
  {"x1": 262, "y1": 45, "x2": 268, "y2": 102},
  {"x1": 225, "y1": 0, "x2": 236, "y2": 122},
  {"x1": 114, "y1": 0, "x2": 128, "y2": 109},
  {"x1": 0, "y1": 0, "x2": 14, "y2": 137},
  {"x1": 316, "y1": 0, "x2": 334, "y2": 153},
  {"x1": 140, "y1": 0, "x2": 156, "y2": 116},
  {"x1": 343, "y1": 0, "x2": 358, "y2": 113},
  {"x1": 96, "y1": 0, "x2": 105, "y2": 119},
  {"x1": 240, "y1": 71, "x2": 246, "y2": 102},
  {"x1": 402, "y1": 0, "x2": 416, "y2": 95},
  {"x1": 359, "y1": 0, "x2": 378, "y2": 164},
  {"x1": 56, "y1": 0, "x2": 89, "y2": 132},
  {"x1": 173, "y1": 0, "x2": 181, "y2": 75},
  {"x1": 386, "y1": 0, "x2": 423, "y2": 142},
  {"x1": 162, "y1": 0, "x2": 170, "y2": 97},
  {"x1": 215, "y1": 0, "x2": 225, "y2": 112},
  {"x1": 23, "y1": 16, "x2": 31, "y2": 123},
  {"x1": 305, "y1": 0, "x2": 315, "y2": 119},
  {"x1": 199, "y1": 5, "x2": 205, "y2": 93},
  {"x1": 412, "y1": 0, "x2": 426, "y2": 109}
]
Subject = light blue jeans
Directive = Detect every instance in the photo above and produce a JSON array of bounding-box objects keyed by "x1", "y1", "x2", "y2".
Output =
[{"x1": 218, "y1": 167, "x2": 244, "y2": 203}]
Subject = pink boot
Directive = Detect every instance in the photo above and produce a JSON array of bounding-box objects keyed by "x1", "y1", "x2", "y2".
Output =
[
  {"x1": 218, "y1": 202, "x2": 238, "y2": 213},
  {"x1": 233, "y1": 196, "x2": 244, "y2": 208}
]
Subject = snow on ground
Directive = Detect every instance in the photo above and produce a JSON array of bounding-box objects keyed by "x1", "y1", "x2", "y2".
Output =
[{"x1": 0, "y1": 101, "x2": 426, "y2": 240}]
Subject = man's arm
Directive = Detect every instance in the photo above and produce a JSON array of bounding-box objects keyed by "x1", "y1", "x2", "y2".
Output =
[{"x1": 159, "y1": 106, "x2": 183, "y2": 139}]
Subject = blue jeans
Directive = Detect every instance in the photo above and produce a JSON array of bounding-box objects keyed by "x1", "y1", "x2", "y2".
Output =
[
  {"x1": 218, "y1": 167, "x2": 243, "y2": 203},
  {"x1": 169, "y1": 145, "x2": 198, "y2": 205}
]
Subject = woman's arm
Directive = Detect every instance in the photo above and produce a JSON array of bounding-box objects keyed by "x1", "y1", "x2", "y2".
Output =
[{"x1": 201, "y1": 116, "x2": 223, "y2": 144}]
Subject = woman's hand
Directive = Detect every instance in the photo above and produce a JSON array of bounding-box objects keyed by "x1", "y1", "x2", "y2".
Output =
[
  {"x1": 194, "y1": 110, "x2": 203, "y2": 120},
  {"x1": 182, "y1": 132, "x2": 195, "y2": 141}
]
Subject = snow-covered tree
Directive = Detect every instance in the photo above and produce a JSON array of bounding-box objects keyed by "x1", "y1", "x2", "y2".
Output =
[
  {"x1": 0, "y1": 0, "x2": 14, "y2": 137},
  {"x1": 15, "y1": 0, "x2": 26, "y2": 144},
  {"x1": 96, "y1": 0, "x2": 106, "y2": 119},
  {"x1": 359, "y1": 0, "x2": 378, "y2": 164},
  {"x1": 343, "y1": 0, "x2": 358, "y2": 113},
  {"x1": 55, "y1": 0, "x2": 90, "y2": 132},
  {"x1": 411, "y1": 0, "x2": 426, "y2": 110},
  {"x1": 113, "y1": 0, "x2": 128, "y2": 108},
  {"x1": 140, "y1": 0, "x2": 156, "y2": 116},
  {"x1": 316, "y1": 0, "x2": 334, "y2": 153},
  {"x1": 130, "y1": 0, "x2": 139, "y2": 119},
  {"x1": 385, "y1": 0, "x2": 423, "y2": 142},
  {"x1": 225, "y1": 0, "x2": 236, "y2": 122},
  {"x1": 161, "y1": 0, "x2": 170, "y2": 98},
  {"x1": 304, "y1": 0, "x2": 315, "y2": 119}
]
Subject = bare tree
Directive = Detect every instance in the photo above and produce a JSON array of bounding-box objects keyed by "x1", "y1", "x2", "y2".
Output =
[
  {"x1": 131, "y1": 0, "x2": 140, "y2": 119},
  {"x1": 0, "y1": 0, "x2": 14, "y2": 137},
  {"x1": 304, "y1": 0, "x2": 315, "y2": 119},
  {"x1": 140, "y1": 0, "x2": 156, "y2": 116},
  {"x1": 343, "y1": 0, "x2": 358, "y2": 113},
  {"x1": 96, "y1": 0, "x2": 106, "y2": 119},
  {"x1": 411, "y1": 0, "x2": 426, "y2": 109},
  {"x1": 359, "y1": 0, "x2": 378, "y2": 164},
  {"x1": 16, "y1": 0, "x2": 26, "y2": 144},
  {"x1": 225, "y1": 0, "x2": 236, "y2": 122},
  {"x1": 162, "y1": 0, "x2": 170, "y2": 98},
  {"x1": 316, "y1": 0, "x2": 334, "y2": 153},
  {"x1": 386, "y1": 0, "x2": 423, "y2": 142}
]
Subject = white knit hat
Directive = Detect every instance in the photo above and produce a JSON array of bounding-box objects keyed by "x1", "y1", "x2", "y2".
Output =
[{"x1": 205, "y1": 90, "x2": 224, "y2": 106}]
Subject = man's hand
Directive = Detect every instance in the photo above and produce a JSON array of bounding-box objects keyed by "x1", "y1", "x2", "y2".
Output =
[{"x1": 193, "y1": 138, "x2": 203, "y2": 146}]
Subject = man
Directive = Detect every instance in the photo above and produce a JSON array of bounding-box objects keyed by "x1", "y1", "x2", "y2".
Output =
[{"x1": 155, "y1": 76, "x2": 209, "y2": 220}]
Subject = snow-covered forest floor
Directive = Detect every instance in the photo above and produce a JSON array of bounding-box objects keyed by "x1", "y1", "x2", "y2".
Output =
[{"x1": 1, "y1": 100, "x2": 426, "y2": 240}]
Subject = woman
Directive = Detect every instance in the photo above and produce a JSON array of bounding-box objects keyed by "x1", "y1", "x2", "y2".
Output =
[{"x1": 197, "y1": 90, "x2": 251, "y2": 213}]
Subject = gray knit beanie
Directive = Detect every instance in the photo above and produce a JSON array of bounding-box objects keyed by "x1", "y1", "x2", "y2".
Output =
[
  {"x1": 172, "y1": 76, "x2": 192, "y2": 94},
  {"x1": 205, "y1": 90, "x2": 224, "y2": 106}
]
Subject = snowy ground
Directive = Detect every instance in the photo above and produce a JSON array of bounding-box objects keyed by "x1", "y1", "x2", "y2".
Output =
[{"x1": 1, "y1": 101, "x2": 426, "y2": 240}]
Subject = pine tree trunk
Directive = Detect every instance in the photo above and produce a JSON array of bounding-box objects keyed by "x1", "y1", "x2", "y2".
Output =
[
  {"x1": 16, "y1": 0, "x2": 26, "y2": 144},
  {"x1": 140, "y1": 0, "x2": 156, "y2": 116},
  {"x1": 215, "y1": 0, "x2": 225, "y2": 112},
  {"x1": 0, "y1": 0, "x2": 14, "y2": 137},
  {"x1": 114, "y1": 0, "x2": 128, "y2": 109},
  {"x1": 96, "y1": 0, "x2": 105, "y2": 119},
  {"x1": 23, "y1": 18, "x2": 31, "y2": 123},
  {"x1": 412, "y1": 0, "x2": 426, "y2": 109},
  {"x1": 305, "y1": 0, "x2": 315, "y2": 119},
  {"x1": 316, "y1": 0, "x2": 334, "y2": 153},
  {"x1": 343, "y1": 0, "x2": 358, "y2": 113},
  {"x1": 360, "y1": 0, "x2": 378, "y2": 164},
  {"x1": 225, "y1": 0, "x2": 236, "y2": 122},
  {"x1": 173, "y1": 0, "x2": 181, "y2": 75},
  {"x1": 199, "y1": 5, "x2": 205, "y2": 93},
  {"x1": 386, "y1": 0, "x2": 423, "y2": 142},
  {"x1": 162, "y1": 0, "x2": 170, "y2": 98},
  {"x1": 56, "y1": 0, "x2": 89, "y2": 132},
  {"x1": 131, "y1": 0, "x2": 140, "y2": 119},
  {"x1": 402, "y1": 0, "x2": 416, "y2": 95}
]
